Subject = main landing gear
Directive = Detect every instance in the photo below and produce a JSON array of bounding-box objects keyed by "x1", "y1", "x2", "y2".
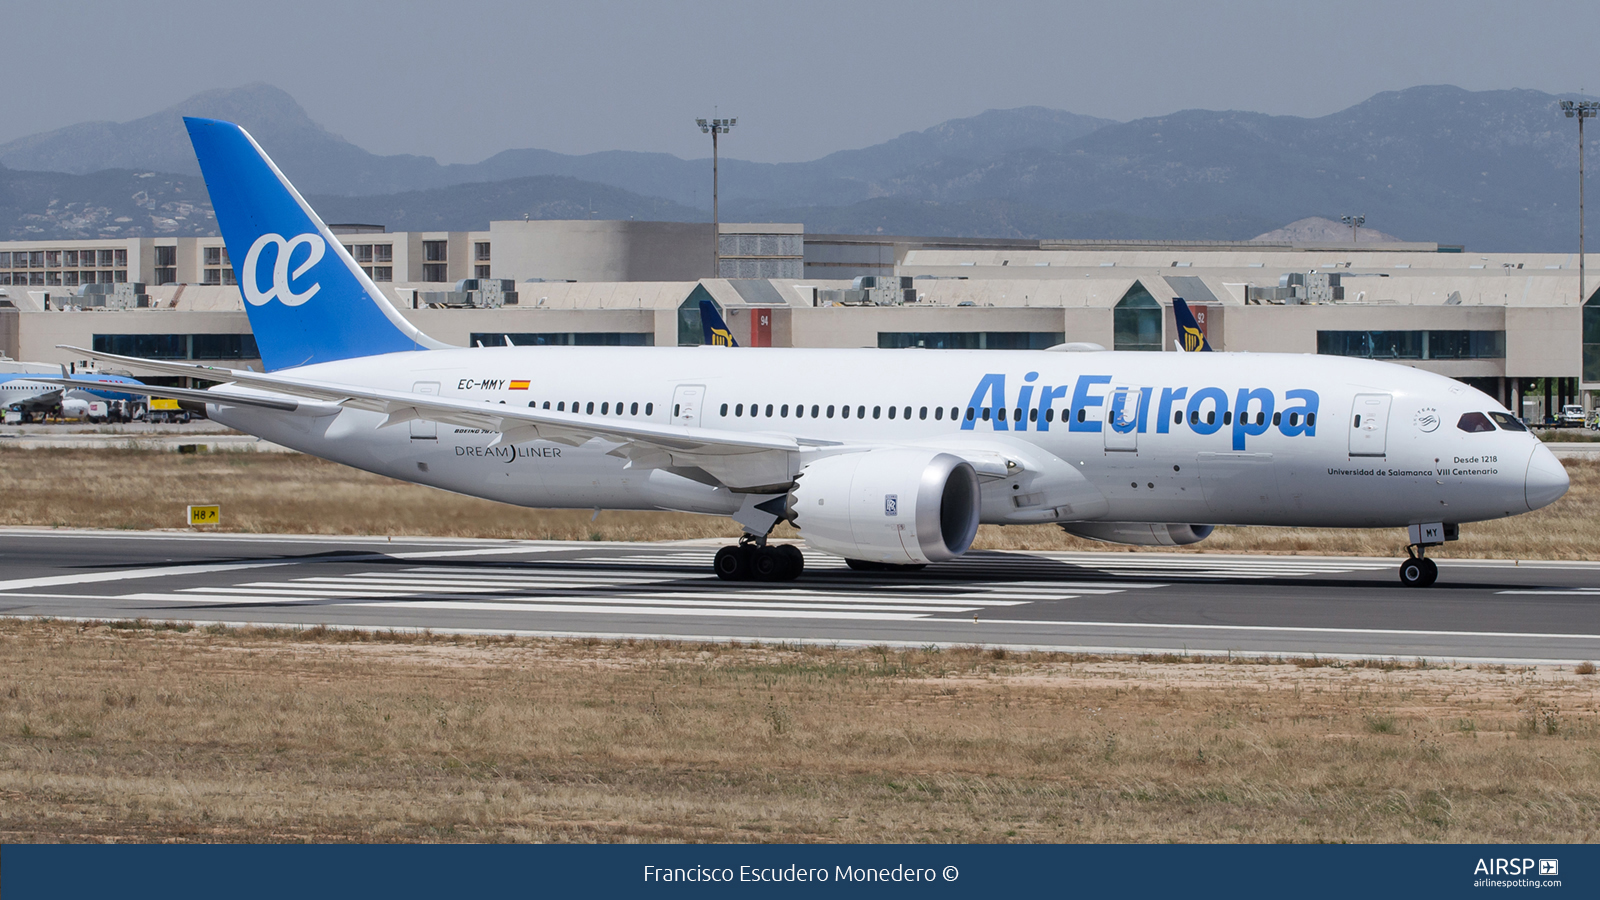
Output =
[
  {"x1": 1398, "y1": 548, "x2": 1438, "y2": 588},
  {"x1": 714, "y1": 535, "x2": 804, "y2": 582}
]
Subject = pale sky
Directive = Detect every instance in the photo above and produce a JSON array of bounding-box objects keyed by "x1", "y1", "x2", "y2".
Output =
[{"x1": 4, "y1": 0, "x2": 1598, "y2": 164}]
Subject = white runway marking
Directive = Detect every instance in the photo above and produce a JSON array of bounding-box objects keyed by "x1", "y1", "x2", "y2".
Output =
[
  {"x1": 0, "y1": 561, "x2": 292, "y2": 592},
  {"x1": 107, "y1": 557, "x2": 1125, "y2": 621},
  {"x1": 40, "y1": 547, "x2": 1408, "y2": 627}
]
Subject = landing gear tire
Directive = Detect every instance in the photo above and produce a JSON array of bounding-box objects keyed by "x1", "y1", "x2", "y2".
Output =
[
  {"x1": 778, "y1": 544, "x2": 805, "y2": 579},
  {"x1": 845, "y1": 559, "x2": 927, "y2": 573},
  {"x1": 752, "y1": 547, "x2": 786, "y2": 581},
  {"x1": 714, "y1": 545, "x2": 752, "y2": 581},
  {"x1": 1398, "y1": 556, "x2": 1438, "y2": 588},
  {"x1": 716, "y1": 543, "x2": 803, "y2": 582}
]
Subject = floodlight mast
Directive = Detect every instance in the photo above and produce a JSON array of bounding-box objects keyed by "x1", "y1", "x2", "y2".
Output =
[
  {"x1": 696, "y1": 115, "x2": 736, "y2": 276},
  {"x1": 1561, "y1": 99, "x2": 1599, "y2": 313},
  {"x1": 1341, "y1": 214, "x2": 1365, "y2": 243}
]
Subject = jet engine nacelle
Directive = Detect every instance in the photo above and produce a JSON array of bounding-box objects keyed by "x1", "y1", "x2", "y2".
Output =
[
  {"x1": 790, "y1": 449, "x2": 981, "y2": 564},
  {"x1": 1059, "y1": 522, "x2": 1215, "y2": 547}
]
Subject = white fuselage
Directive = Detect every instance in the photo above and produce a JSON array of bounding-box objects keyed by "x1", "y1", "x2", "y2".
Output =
[{"x1": 211, "y1": 346, "x2": 1562, "y2": 531}]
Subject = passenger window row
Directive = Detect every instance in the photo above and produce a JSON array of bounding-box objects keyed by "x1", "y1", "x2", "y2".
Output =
[
  {"x1": 527, "y1": 400, "x2": 654, "y2": 417},
  {"x1": 510, "y1": 397, "x2": 1329, "y2": 432},
  {"x1": 715, "y1": 402, "x2": 1316, "y2": 431},
  {"x1": 1167, "y1": 410, "x2": 1313, "y2": 427},
  {"x1": 719, "y1": 403, "x2": 965, "y2": 421}
]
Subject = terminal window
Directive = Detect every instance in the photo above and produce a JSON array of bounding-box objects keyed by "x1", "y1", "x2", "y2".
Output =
[
  {"x1": 422, "y1": 264, "x2": 448, "y2": 282},
  {"x1": 153, "y1": 246, "x2": 177, "y2": 285},
  {"x1": 1585, "y1": 289, "x2": 1600, "y2": 382},
  {"x1": 423, "y1": 240, "x2": 448, "y2": 262},
  {"x1": 471, "y1": 333, "x2": 655, "y2": 347},
  {"x1": 475, "y1": 242, "x2": 490, "y2": 261},
  {"x1": 1317, "y1": 330, "x2": 1505, "y2": 360},
  {"x1": 93, "y1": 333, "x2": 260, "y2": 360},
  {"x1": 1113, "y1": 283, "x2": 1164, "y2": 351},
  {"x1": 878, "y1": 332, "x2": 1064, "y2": 350}
]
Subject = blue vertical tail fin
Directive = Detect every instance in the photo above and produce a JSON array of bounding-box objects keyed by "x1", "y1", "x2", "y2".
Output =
[
  {"x1": 184, "y1": 117, "x2": 450, "y2": 371},
  {"x1": 1173, "y1": 298, "x2": 1214, "y2": 352},
  {"x1": 700, "y1": 299, "x2": 739, "y2": 346}
]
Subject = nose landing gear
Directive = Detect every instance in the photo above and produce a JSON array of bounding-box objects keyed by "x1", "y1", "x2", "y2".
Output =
[
  {"x1": 1398, "y1": 551, "x2": 1438, "y2": 588},
  {"x1": 714, "y1": 536, "x2": 804, "y2": 582},
  {"x1": 1397, "y1": 522, "x2": 1454, "y2": 587}
]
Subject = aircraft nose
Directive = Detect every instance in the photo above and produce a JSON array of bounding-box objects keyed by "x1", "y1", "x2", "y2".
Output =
[{"x1": 1525, "y1": 443, "x2": 1569, "y2": 511}]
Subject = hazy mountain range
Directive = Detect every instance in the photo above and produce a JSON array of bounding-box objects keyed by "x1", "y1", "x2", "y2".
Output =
[{"x1": 0, "y1": 83, "x2": 1592, "y2": 250}]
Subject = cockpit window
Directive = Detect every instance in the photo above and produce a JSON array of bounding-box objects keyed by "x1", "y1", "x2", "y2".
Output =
[
  {"x1": 1487, "y1": 411, "x2": 1526, "y2": 432},
  {"x1": 1456, "y1": 412, "x2": 1495, "y2": 434}
]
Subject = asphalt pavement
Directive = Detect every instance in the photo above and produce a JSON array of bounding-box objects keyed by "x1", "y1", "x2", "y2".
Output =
[{"x1": 3, "y1": 528, "x2": 1598, "y2": 664}]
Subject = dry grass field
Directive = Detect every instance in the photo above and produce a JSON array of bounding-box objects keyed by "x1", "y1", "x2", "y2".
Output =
[
  {"x1": 1, "y1": 446, "x2": 1596, "y2": 559},
  {"x1": 0, "y1": 620, "x2": 1596, "y2": 843}
]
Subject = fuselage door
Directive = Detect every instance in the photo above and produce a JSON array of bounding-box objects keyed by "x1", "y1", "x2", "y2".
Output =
[
  {"x1": 671, "y1": 384, "x2": 705, "y2": 427},
  {"x1": 410, "y1": 381, "x2": 439, "y2": 440},
  {"x1": 1348, "y1": 393, "x2": 1392, "y2": 457},
  {"x1": 1104, "y1": 386, "x2": 1144, "y2": 452}
]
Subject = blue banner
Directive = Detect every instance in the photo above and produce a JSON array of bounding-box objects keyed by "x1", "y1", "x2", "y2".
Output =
[{"x1": 3, "y1": 843, "x2": 1592, "y2": 898}]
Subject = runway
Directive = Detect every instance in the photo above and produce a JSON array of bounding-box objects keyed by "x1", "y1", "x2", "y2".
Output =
[{"x1": 2, "y1": 528, "x2": 1599, "y2": 664}]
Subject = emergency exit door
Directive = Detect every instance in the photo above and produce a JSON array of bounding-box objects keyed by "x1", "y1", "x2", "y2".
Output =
[
  {"x1": 1348, "y1": 393, "x2": 1392, "y2": 457},
  {"x1": 671, "y1": 384, "x2": 705, "y2": 427},
  {"x1": 1104, "y1": 386, "x2": 1145, "y2": 452}
]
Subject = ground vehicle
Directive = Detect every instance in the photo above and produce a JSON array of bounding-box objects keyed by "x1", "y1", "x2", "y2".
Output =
[
  {"x1": 147, "y1": 398, "x2": 191, "y2": 424},
  {"x1": 1559, "y1": 404, "x2": 1586, "y2": 428}
]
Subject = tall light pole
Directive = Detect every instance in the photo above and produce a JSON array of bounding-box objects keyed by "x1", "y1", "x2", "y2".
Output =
[
  {"x1": 696, "y1": 115, "x2": 736, "y2": 277},
  {"x1": 1341, "y1": 214, "x2": 1365, "y2": 243},
  {"x1": 1561, "y1": 99, "x2": 1597, "y2": 413},
  {"x1": 1562, "y1": 100, "x2": 1599, "y2": 313}
]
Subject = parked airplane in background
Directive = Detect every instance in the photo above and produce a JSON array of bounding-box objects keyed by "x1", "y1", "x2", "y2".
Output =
[
  {"x1": 701, "y1": 300, "x2": 738, "y2": 347},
  {"x1": 1173, "y1": 298, "x2": 1214, "y2": 352},
  {"x1": 1, "y1": 369, "x2": 146, "y2": 421},
  {"x1": 46, "y1": 117, "x2": 1570, "y2": 588}
]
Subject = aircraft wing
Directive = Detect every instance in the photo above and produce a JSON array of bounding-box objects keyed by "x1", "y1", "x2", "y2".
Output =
[
  {"x1": 56, "y1": 346, "x2": 824, "y2": 489},
  {"x1": 30, "y1": 377, "x2": 310, "y2": 413}
]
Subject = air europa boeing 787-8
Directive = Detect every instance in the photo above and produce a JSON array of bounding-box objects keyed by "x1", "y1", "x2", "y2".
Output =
[{"x1": 47, "y1": 117, "x2": 1569, "y2": 587}]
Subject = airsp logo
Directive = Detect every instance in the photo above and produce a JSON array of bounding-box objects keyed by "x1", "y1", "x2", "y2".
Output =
[
  {"x1": 242, "y1": 232, "x2": 326, "y2": 307},
  {"x1": 1413, "y1": 407, "x2": 1440, "y2": 433}
]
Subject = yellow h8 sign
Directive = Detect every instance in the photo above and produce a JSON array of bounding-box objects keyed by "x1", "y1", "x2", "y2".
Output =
[{"x1": 187, "y1": 505, "x2": 220, "y2": 526}]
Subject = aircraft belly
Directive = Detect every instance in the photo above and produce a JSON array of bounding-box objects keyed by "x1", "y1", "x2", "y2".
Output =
[{"x1": 1089, "y1": 452, "x2": 1209, "y2": 523}]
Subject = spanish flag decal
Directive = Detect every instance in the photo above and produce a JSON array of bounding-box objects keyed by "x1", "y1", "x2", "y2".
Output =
[{"x1": 509, "y1": 380, "x2": 530, "y2": 390}]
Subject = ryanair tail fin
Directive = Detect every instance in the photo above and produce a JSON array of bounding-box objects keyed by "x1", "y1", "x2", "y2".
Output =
[
  {"x1": 700, "y1": 299, "x2": 739, "y2": 347},
  {"x1": 184, "y1": 117, "x2": 450, "y2": 371},
  {"x1": 1173, "y1": 298, "x2": 1213, "y2": 352}
]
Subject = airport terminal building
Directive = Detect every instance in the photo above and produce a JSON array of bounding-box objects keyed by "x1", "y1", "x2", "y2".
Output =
[{"x1": 0, "y1": 221, "x2": 1593, "y2": 421}]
